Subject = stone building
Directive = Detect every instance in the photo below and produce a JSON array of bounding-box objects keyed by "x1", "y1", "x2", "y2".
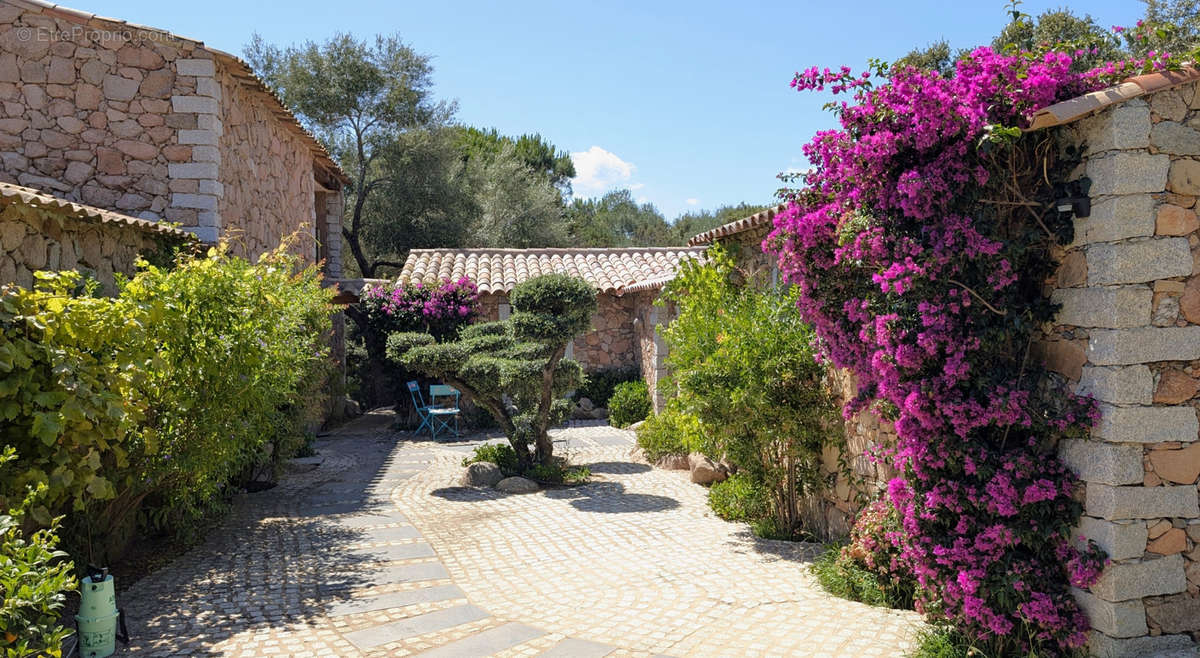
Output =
[
  {"x1": 0, "y1": 0, "x2": 348, "y2": 280},
  {"x1": 397, "y1": 247, "x2": 704, "y2": 409},
  {"x1": 1023, "y1": 67, "x2": 1200, "y2": 657}
]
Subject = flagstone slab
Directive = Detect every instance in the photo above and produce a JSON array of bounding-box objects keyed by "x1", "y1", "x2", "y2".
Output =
[{"x1": 343, "y1": 604, "x2": 491, "y2": 649}]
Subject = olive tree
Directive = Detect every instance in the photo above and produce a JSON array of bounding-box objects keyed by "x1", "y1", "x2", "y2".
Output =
[{"x1": 386, "y1": 274, "x2": 595, "y2": 468}]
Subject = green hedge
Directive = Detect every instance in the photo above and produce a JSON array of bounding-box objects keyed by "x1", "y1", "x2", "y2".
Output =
[
  {"x1": 608, "y1": 380, "x2": 651, "y2": 427},
  {"x1": 576, "y1": 366, "x2": 639, "y2": 407},
  {"x1": 0, "y1": 244, "x2": 333, "y2": 558}
]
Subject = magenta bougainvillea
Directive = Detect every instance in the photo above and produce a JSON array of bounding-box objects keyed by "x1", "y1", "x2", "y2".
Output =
[
  {"x1": 768, "y1": 47, "x2": 1172, "y2": 654},
  {"x1": 361, "y1": 277, "x2": 478, "y2": 339}
]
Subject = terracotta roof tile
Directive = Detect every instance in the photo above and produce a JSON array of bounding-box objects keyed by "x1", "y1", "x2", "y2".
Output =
[
  {"x1": 0, "y1": 181, "x2": 197, "y2": 240},
  {"x1": 398, "y1": 247, "x2": 706, "y2": 296},
  {"x1": 1028, "y1": 66, "x2": 1200, "y2": 130},
  {"x1": 13, "y1": 0, "x2": 349, "y2": 184},
  {"x1": 687, "y1": 204, "x2": 788, "y2": 246}
]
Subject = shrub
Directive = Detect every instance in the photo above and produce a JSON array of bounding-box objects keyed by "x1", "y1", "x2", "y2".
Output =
[
  {"x1": 810, "y1": 495, "x2": 917, "y2": 610},
  {"x1": 463, "y1": 443, "x2": 520, "y2": 475},
  {"x1": 634, "y1": 406, "x2": 701, "y2": 461},
  {"x1": 608, "y1": 380, "x2": 651, "y2": 427},
  {"x1": 394, "y1": 274, "x2": 595, "y2": 469},
  {"x1": 0, "y1": 448, "x2": 76, "y2": 657},
  {"x1": 707, "y1": 473, "x2": 767, "y2": 523},
  {"x1": 0, "y1": 243, "x2": 333, "y2": 561},
  {"x1": 811, "y1": 543, "x2": 892, "y2": 607},
  {"x1": 526, "y1": 460, "x2": 590, "y2": 485},
  {"x1": 120, "y1": 245, "x2": 333, "y2": 536},
  {"x1": 576, "y1": 366, "x2": 639, "y2": 407},
  {"x1": 909, "y1": 625, "x2": 989, "y2": 658},
  {"x1": 662, "y1": 246, "x2": 839, "y2": 540}
]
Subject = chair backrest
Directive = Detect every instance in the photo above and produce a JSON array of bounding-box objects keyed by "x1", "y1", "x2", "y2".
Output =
[
  {"x1": 429, "y1": 384, "x2": 459, "y2": 406},
  {"x1": 407, "y1": 380, "x2": 427, "y2": 409}
]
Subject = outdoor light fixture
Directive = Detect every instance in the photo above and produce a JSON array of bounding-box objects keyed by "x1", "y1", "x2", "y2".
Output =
[{"x1": 1053, "y1": 178, "x2": 1091, "y2": 219}]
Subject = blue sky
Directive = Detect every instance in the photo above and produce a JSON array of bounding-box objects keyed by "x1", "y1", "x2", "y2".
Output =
[{"x1": 76, "y1": 0, "x2": 1138, "y2": 221}]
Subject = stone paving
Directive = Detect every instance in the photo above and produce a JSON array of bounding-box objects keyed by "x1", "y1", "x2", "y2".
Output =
[{"x1": 116, "y1": 411, "x2": 924, "y2": 657}]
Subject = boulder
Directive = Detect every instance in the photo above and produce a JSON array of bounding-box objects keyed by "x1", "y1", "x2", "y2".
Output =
[
  {"x1": 496, "y1": 476, "x2": 538, "y2": 494},
  {"x1": 577, "y1": 397, "x2": 595, "y2": 412},
  {"x1": 590, "y1": 407, "x2": 609, "y2": 420},
  {"x1": 570, "y1": 406, "x2": 593, "y2": 420},
  {"x1": 628, "y1": 420, "x2": 646, "y2": 431},
  {"x1": 461, "y1": 462, "x2": 503, "y2": 487},
  {"x1": 655, "y1": 453, "x2": 690, "y2": 470},
  {"x1": 689, "y1": 452, "x2": 727, "y2": 484}
]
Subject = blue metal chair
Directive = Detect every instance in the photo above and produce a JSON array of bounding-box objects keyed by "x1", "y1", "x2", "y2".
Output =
[
  {"x1": 407, "y1": 381, "x2": 434, "y2": 435},
  {"x1": 427, "y1": 384, "x2": 461, "y2": 439}
]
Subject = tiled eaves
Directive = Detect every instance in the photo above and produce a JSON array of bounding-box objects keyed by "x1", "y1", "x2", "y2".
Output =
[
  {"x1": 687, "y1": 203, "x2": 789, "y2": 246},
  {"x1": 0, "y1": 180, "x2": 197, "y2": 240},
  {"x1": 398, "y1": 247, "x2": 707, "y2": 297},
  {"x1": 9, "y1": 0, "x2": 350, "y2": 185},
  {"x1": 1028, "y1": 67, "x2": 1200, "y2": 131}
]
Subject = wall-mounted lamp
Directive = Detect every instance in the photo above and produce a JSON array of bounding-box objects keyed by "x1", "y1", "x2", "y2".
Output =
[{"x1": 1053, "y1": 178, "x2": 1091, "y2": 219}]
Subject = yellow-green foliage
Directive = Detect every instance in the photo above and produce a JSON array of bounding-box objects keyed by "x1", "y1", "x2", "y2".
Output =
[
  {"x1": 0, "y1": 448, "x2": 77, "y2": 658},
  {"x1": 0, "y1": 244, "x2": 333, "y2": 547},
  {"x1": 661, "y1": 244, "x2": 840, "y2": 539}
]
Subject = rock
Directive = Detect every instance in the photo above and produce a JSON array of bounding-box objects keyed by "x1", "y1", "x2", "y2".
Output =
[
  {"x1": 689, "y1": 452, "x2": 727, "y2": 484},
  {"x1": 344, "y1": 398, "x2": 362, "y2": 417},
  {"x1": 1182, "y1": 276, "x2": 1200, "y2": 324},
  {"x1": 103, "y1": 74, "x2": 139, "y2": 102},
  {"x1": 495, "y1": 476, "x2": 538, "y2": 493},
  {"x1": 1170, "y1": 159, "x2": 1200, "y2": 195},
  {"x1": 1148, "y1": 442, "x2": 1200, "y2": 485},
  {"x1": 286, "y1": 454, "x2": 323, "y2": 474},
  {"x1": 1147, "y1": 528, "x2": 1188, "y2": 555},
  {"x1": 461, "y1": 462, "x2": 503, "y2": 487},
  {"x1": 1057, "y1": 250, "x2": 1087, "y2": 287},
  {"x1": 590, "y1": 407, "x2": 609, "y2": 420},
  {"x1": 577, "y1": 397, "x2": 594, "y2": 412},
  {"x1": 1155, "y1": 369, "x2": 1200, "y2": 404},
  {"x1": 1157, "y1": 204, "x2": 1200, "y2": 236},
  {"x1": 655, "y1": 453, "x2": 690, "y2": 470},
  {"x1": 1146, "y1": 596, "x2": 1200, "y2": 633},
  {"x1": 570, "y1": 406, "x2": 592, "y2": 421}
]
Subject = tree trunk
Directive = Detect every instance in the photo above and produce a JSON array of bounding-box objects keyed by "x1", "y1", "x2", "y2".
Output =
[{"x1": 533, "y1": 344, "x2": 566, "y2": 464}]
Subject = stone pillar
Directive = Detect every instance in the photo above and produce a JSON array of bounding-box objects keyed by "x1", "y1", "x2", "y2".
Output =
[
  {"x1": 1047, "y1": 92, "x2": 1200, "y2": 657},
  {"x1": 169, "y1": 57, "x2": 222, "y2": 243}
]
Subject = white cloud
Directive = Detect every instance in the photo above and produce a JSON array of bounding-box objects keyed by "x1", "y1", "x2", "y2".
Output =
[
  {"x1": 570, "y1": 146, "x2": 635, "y2": 197},
  {"x1": 636, "y1": 196, "x2": 649, "y2": 204},
  {"x1": 629, "y1": 182, "x2": 645, "y2": 191},
  {"x1": 685, "y1": 198, "x2": 699, "y2": 206}
]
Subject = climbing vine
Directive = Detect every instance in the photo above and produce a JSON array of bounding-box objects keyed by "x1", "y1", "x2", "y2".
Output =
[{"x1": 768, "y1": 47, "x2": 1175, "y2": 654}]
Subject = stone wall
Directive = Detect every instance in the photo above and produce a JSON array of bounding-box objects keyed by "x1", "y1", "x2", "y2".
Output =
[
  {"x1": 573, "y1": 293, "x2": 637, "y2": 372},
  {"x1": 214, "y1": 60, "x2": 318, "y2": 262},
  {"x1": 0, "y1": 4, "x2": 202, "y2": 227},
  {"x1": 716, "y1": 226, "x2": 774, "y2": 285},
  {"x1": 633, "y1": 291, "x2": 669, "y2": 412},
  {"x1": 1040, "y1": 85, "x2": 1200, "y2": 657},
  {"x1": 0, "y1": 201, "x2": 180, "y2": 292},
  {"x1": 475, "y1": 290, "x2": 638, "y2": 373},
  {"x1": 818, "y1": 370, "x2": 899, "y2": 537}
]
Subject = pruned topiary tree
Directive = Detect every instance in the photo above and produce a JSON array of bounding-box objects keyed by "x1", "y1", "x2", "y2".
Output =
[{"x1": 386, "y1": 274, "x2": 596, "y2": 469}]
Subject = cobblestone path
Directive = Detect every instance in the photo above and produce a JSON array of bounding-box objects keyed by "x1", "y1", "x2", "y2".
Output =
[{"x1": 117, "y1": 411, "x2": 923, "y2": 657}]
